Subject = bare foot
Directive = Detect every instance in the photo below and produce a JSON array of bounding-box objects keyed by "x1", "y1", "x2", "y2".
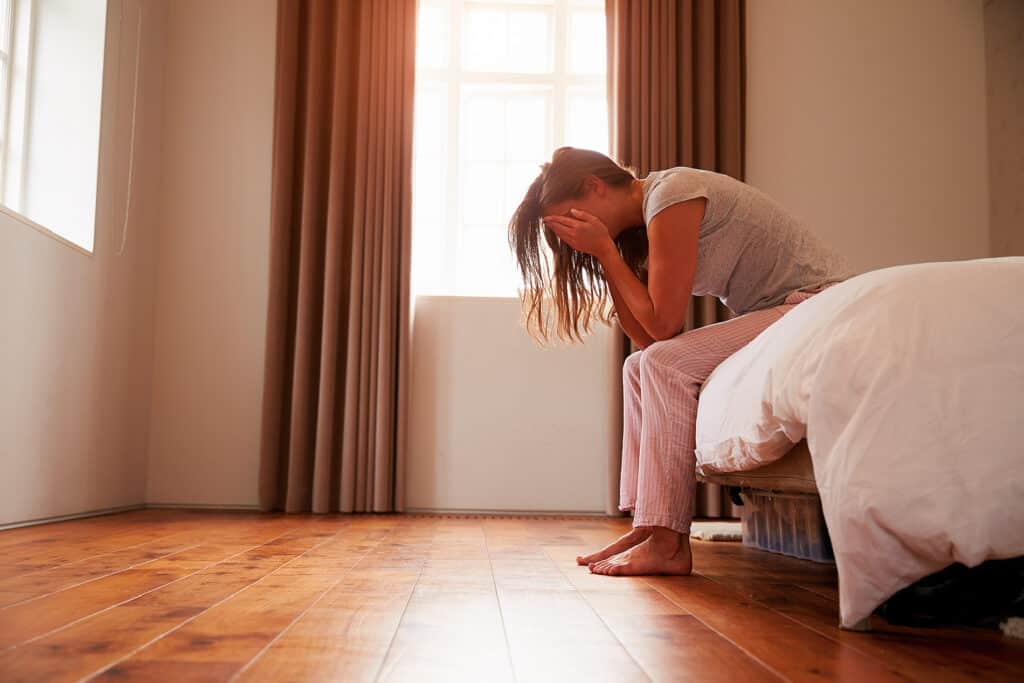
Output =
[
  {"x1": 575, "y1": 526, "x2": 653, "y2": 566},
  {"x1": 588, "y1": 526, "x2": 692, "y2": 576}
]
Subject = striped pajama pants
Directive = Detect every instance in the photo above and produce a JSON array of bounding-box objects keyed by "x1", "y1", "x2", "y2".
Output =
[{"x1": 618, "y1": 284, "x2": 835, "y2": 535}]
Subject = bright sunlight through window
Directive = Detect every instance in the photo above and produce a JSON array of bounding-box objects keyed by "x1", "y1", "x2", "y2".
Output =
[{"x1": 412, "y1": 0, "x2": 608, "y2": 298}]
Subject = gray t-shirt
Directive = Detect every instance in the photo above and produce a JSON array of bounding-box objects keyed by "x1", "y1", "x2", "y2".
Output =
[{"x1": 641, "y1": 166, "x2": 858, "y2": 315}]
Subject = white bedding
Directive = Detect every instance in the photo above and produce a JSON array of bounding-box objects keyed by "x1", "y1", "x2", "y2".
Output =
[{"x1": 694, "y1": 257, "x2": 1024, "y2": 628}]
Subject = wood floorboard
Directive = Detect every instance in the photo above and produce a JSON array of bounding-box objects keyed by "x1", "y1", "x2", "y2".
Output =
[
  {"x1": 542, "y1": 545, "x2": 781, "y2": 682},
  {"x1": 90, "y1": 519, "x2": 400, "y2": 682},
  {"x1": 0, "y1": 538, "x2": 203, "y2": 607},
  {"x1": 0, "y1": 518, "x2": 340, "y2": 682},
  {"x1": 708, "y1": 575, "x2": 1024, "y2": 683},
  {"x1": 647, "y1": 573, "x2": 913, "y2": 682},
  {"x1": 0, "y1": 510, "x2": 290, "y2": 580},
  {"x1": 0, "y1": 510, "x2": 1019, "y2": 682},
  {"x1": 0, "y1": 510, "x2": 172, "y2": 550},
  {"x1": 0, "y1": 518, "x2": 317, "y2": 650}
]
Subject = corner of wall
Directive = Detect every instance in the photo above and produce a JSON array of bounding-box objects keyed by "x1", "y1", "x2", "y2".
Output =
[{"x1": 139, "y1": 0, "x2": 170, "y2": 504}]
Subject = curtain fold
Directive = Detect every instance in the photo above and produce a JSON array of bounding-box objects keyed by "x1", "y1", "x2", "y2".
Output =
[
  {"x1": 259, "y1": 0, "x2": 416, "y2": 514},
  {"x1": 606, "y1": 0, "x2": 746, "y2": 518}
]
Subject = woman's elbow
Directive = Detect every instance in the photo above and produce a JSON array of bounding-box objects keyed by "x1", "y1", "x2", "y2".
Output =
[{"x1": 649, "y1": 319, "x2": 685, "y2": 342}]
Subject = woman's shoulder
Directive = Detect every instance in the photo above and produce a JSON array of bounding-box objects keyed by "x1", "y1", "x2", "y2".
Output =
[
  {"x1": 649, "y1": 165, "x2": 734, "y2": 179},
  {"x1": 644, "y1": 166, "x2": 740, "y2": 194},
  {"x1": 642, "y1": 166, "x2": 726, "y2": 223}
]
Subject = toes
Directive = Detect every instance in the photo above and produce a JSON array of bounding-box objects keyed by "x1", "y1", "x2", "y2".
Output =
[{"x1": 578, "y1": 548, "x2": 611, "y2": 565}]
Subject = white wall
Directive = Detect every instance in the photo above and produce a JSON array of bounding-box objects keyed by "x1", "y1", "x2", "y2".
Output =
[
  {"x1": 0, "y1": 0, "x2": 165, "y2": 526},
  {"x1": 143, "y1": 0, "x2": 276, "y2": 507},
  {"x1": 745, "y1": 0, "x2": 991, "y2": 273},
  {"x1": 984, "y1": 0, "x2": 1024, "y2": 257},
  {"x1": 406, "y1": 297, "x2": 623, "y2": 513}
]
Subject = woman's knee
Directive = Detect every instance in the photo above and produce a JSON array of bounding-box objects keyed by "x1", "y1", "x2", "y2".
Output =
[{"x1": 641, "y1": 338, "x2": 700, "y2": 379}]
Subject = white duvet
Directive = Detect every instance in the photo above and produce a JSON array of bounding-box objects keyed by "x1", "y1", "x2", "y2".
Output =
[{"x1": 694, "y1": 257, "x2": 1024, "y2": 628}]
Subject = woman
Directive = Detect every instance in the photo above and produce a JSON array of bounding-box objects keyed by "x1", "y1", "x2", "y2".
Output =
[{"x1": 507, "y1": 146, "x2": 856, "y2": 577}]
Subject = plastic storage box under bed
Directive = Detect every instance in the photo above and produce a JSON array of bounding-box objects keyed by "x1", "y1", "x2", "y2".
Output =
[{"x1": 737, "y1": 489, "x2": 835, "y2": 564}]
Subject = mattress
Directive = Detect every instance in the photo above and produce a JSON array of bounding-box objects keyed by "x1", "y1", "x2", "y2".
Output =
[{"x1": 696, "y1": 438, "x2": 817, "y2": 495}]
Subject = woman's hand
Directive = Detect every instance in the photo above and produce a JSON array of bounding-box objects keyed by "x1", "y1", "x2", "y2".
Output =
[{"x1": 542, "y1": 209, "x2": 616, "y2": 258}]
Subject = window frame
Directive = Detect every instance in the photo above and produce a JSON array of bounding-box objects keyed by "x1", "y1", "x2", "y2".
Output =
[
  {"x1": 0, "y1": 0, "x2": 14, "y2": 198},
  {"x1": 413, "y1": 0, "x2": 608, "y2": 298},
  {"x1": 0, "y1": 0, "x2": 109, "y2": 257}
]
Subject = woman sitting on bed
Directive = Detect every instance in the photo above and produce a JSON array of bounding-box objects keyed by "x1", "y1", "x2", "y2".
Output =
[{"x1": 507, "y1": 146, "x2": 855, "y2": 577}]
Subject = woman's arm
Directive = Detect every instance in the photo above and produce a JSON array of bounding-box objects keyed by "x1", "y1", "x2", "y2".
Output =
[
  {"x1": 605, "y1": 272, "x2": 656, "y2": 349},
  {"x1": 595, "y1": 198, "x2": 703, "y2": 341}
]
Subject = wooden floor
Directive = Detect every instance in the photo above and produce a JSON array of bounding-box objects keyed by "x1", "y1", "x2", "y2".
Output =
[{"x1": 0, "y1": 510, "x2": 1020, "y2": 682}]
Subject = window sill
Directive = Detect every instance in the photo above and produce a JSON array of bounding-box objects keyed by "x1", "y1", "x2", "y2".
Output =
[
  {"x1": 0, "y1": 204, "x2": 94, "y2": 257},
  {"x1": 414, "y1": 294, "x2": 519, "y2": 302}
]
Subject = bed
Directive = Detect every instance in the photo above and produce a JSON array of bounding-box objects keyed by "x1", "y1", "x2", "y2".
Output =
[{"x1": 692, "y1": 256, "x2": 1024, "y2": 630}]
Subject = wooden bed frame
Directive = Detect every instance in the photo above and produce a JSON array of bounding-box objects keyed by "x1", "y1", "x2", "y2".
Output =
[{"x1": 697, "y1": 439, "x2": 835, "y2": 564}]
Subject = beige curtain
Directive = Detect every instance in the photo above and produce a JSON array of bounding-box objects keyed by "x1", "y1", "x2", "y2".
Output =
[
  {"x1": 605, "y1": 0, "x2": 746, "y2": 518},
  {"x1": 258, "y1": 0, "x2": 416, "y2": 513}
]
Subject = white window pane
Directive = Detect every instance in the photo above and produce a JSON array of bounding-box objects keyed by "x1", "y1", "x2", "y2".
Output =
[
  {"x1": 569, "y1": 10, "x2": 606, "y2": 75},
  {"x1": 505, "y1": 161, "x2": 543, "y2": 219},
  {"x1": 411, "y1": 220, "x2": 446, "y2": 296},
  {"x1": 411, "y1": 0, "x2": 611, "y2": 297},
  {"x1": 505, "y1": 94, "x2": 548, "y2": 161},
  {"x1": 0, "y1": 0, "x2": 11, "y2": 53},
  {"x1": 566, "y1": 90, "x2": 609, "y2": 155},
  {"x1": 13, "y1": 0, "x2": 106, "y2": 251},
  {"x1": 416, "y1": 4, "x2": 449, "y2": 69},
  {"x1": 414, "y1": 83, "x2": 447, "y2": 160},
  {"x1": 462, "y1": 161, "x2": 505, "y2": 225},
  {"x1": 457, "y1": 228, "x2": 519, "y2": 297},
  {"x1": 507, "y1": 10, "x2": 551, "y2": 73},
  {"x1": 463, "y1": 8, "x2": 507, "y2": 71},
  {"x1": 463, "y1": 7, "x2": 552, "y2": 73},
  {"x1": 413, "y1": 157, "x2": 445, "y2": 225},
  {"x1": 463, "y1": 93, "x2": 505, "y2": 160}
]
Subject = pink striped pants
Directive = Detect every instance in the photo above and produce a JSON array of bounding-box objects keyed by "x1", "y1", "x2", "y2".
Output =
[{"x1": 618, "y1": 284, "x2": 836, "y2": 535}]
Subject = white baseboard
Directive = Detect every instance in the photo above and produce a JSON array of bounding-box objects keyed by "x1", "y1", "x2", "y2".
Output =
[
  {"x1": 1, "y1": 504, "x2": 614, "y2": 531},
  {"x1": 144, "y1": 503, "x2": 261, "y2": 511},
  {"x1": 403, "y1": 507, "x2": 610, "y2": 517},
  {"x1": 0, "y1": 504, "x2": 146, "y2": 531},
  {"x1": 0, "y1": 502, "x2": 261, "y2": 531}
]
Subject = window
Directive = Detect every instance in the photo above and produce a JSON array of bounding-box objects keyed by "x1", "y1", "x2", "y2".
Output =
[
  {"x1": 412, "y1": 0, "x2": 608, "y2": 298},
  {"x1": 0, "y1": 0, "x2": 107, "y2": 253}
]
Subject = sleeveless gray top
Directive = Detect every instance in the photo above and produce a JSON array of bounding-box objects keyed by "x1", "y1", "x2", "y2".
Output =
[{"x1": 641, "y1": 167, "x2": 857, "y2": 315}]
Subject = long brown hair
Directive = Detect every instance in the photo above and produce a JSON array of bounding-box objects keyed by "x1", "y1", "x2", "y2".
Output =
[{"x1": 507, "y1": 146, "x2": 649, "y2": 345}]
